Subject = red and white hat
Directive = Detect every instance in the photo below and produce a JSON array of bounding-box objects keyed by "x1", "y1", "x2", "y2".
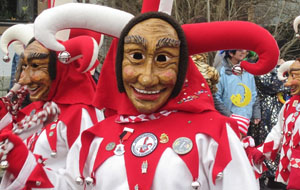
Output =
[
  {"x1": 277, "y1": 60, "x2": 295, "y2": 81},
  {"x1": 34, "y1": 3, "x2": 134, "y2": 51},
  {"x1": 293, "y1": 15, "x2": 300, "y2": 37},
  {"x1": 182, "y1": 21, "x2": 279, "y2": 75},
  {"x1": 0, "y1": 24, "x2": 34, "y2": 62}
]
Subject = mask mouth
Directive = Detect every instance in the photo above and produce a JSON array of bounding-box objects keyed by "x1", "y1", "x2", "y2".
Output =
[
  {"x1": 132, "y1": 86, "x2": 167, "y2": 101},
  {"x1": 27, "y1": 85, "x2": 40, "y2": 95}
]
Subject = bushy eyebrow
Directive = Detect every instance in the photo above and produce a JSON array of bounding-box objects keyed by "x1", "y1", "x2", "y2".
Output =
[
  {"x1": 27, "y1": 52, "x2": 49, "y2": 62},
  {"x1": 124, "y1": 35, "x2": 147, "y2": 48},
  {"x1": 290, "y1": 68, "x2": 300, "y2": 72},
  {"x1": 156, "y1": 37, "x2": 180, "y2": 49}
]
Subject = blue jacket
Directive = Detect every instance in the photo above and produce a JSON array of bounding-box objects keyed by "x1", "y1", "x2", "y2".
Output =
[{"x1": 215, "y1": 58, "x2": 257, "y2": 119}]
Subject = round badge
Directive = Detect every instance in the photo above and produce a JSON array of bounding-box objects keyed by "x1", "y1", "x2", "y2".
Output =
[
  {"x1": 131, "y1": 133, "x2": 158, "y2": 157},
  {"x1": 172, "y1": 137, "x2": 193, "y2": 155},
  {"x1": 106, "y1": 142, "x2": 116, "y2": 151}
]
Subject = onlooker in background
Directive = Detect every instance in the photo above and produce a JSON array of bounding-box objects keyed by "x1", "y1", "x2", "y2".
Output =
[
  {"x1": 248, "y1": 58, "x2": 290, "y2": 189},
  {"x1": 215, "y1": 49, "x2": 261, "y2": 137}
]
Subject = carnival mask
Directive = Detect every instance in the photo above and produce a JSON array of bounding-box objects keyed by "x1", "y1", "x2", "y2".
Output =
[
  {"x1": 122, "y1": 18, "x2": 180, "y2": 114},
  {"x1": 285, "y1": 60, "x2": 300, "y2": 95},
  {"x1": 18, "y1": 41, "x2": 52, "y2": 101}
]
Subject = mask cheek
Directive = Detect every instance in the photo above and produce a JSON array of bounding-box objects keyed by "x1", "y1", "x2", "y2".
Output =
[
  {"x1": 122, "y1": 65, "x2": 138, "y2": 83},
  {"x1": 158, "y1": 69, "x2": 177, "y2": 85}
]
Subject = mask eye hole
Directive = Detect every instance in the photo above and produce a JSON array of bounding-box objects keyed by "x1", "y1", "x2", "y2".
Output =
[
  {"x1": 131, "y1": 52, "x2": 144, "y2": 60},
  {"x1": 156, "y1": 54, "x2": 171, "y2": 62}
]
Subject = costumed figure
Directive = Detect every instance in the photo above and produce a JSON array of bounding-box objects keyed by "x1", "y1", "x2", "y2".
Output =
[
  {"x1": 248, "y1": 16, "x2": 300, "y2": 189},
  {"x1": 247, "y1": 58, "x2": 291, "y2": 188},
  {"x1": 250, "y1": 58, "x2": 300, "y2": 189},
  {"x1": 19, "y1": 2, "x2": 280, "y2": 189},
  {"x1": 0, "y1": 18, "x2": 106, "y2": 190}
]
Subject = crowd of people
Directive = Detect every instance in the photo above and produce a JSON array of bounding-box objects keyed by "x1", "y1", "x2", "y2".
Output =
[{"x1": 0, "y1": 0, "x2": 299, "y2": 189}]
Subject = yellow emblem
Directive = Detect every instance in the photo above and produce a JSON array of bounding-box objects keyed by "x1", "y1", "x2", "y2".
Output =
[
  {"x1": 159, "y1": 133, "x2": 169, "y2": 143},
  {"x1": 230, "y1": 83, "x2": 252, "y2": 107}
]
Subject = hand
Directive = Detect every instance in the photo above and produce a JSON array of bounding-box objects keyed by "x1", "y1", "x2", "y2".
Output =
[
  {"x1": 0, "y1": 131, "x2": 28, "y2": 177},
  {"x1": 251, "y1": 148, "x2": 265, "y2": 165},
  {"x1": 254, "y1": 118, "x2": 261, "y2": 125}
]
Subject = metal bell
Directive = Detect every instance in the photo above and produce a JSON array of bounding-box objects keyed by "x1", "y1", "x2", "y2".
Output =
[
  {"x1": 3, "y1": 55, "x2": 10, "y2": 63},
  {"x1": 232, "y1": 64, "x2": 243, "y2": 75},
  {"x1": 0, "y1": 160, "x2": 9, "y2": 170},
  {"x1": 191, "y1": 181, "x2": 200, "y2": 189},
  {"x1": 75, "y1": 176, "x2": 84, "y2": 185},
  {"x1": 296, "y1": 33, "x2": 300, "y2": 38},
  {"x1": 36, "y1": 181, "x2": 41, "y2": 186},
  {"x1": 85, "y1": 176, "x2": 94, "y2": 186},
  {"x1": 217, "y1": 172, "x2": 223, "y2": 179},
  {"x1": 58, "y1": 51, "x2": 71, "y2": 64},
  {"x1": 50, "y1": 151, "x2": 57, "y2": 158}
]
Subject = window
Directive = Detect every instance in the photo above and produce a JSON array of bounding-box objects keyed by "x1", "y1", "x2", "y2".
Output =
[{"x1": 0, "y1": 0, "x2": 37, "y2": 25}]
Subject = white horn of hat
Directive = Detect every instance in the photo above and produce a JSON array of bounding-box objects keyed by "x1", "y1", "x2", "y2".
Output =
[
  {"x1": 293, "y1": 16, "x2": 300, "y2": 37},
  {"x1": 0, "y1": 24, "x2": 34, "y2": 62},
  {"x1": 277, "y1": 60, "x2": 295, "y2": 81},
  {"x1": 34, "y1": 3, "x2": 134, "y2": 51},
  {"x1": 158, "y1": 0, "x2": 173, "y2": 14}
]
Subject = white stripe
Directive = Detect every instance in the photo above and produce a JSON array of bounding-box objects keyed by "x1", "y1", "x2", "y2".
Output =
[{"x1": 158, "y1": 0, "x2": 174, "y2": 15}]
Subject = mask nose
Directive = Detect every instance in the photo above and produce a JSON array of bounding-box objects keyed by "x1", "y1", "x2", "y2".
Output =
[{"x1": 18, "y1": 69, "x2": 31, "y2": 85}]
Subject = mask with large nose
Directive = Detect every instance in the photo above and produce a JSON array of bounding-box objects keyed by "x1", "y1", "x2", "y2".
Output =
[
  {"x1": 18, "y1": 41, "x2": 52, "y2": 102},
  {"x1": 121, "y1": 18, "x2": 180, "y2": 114},
  {"x1": 284, "y1": 60, "x2": 300, "y2": 95}
]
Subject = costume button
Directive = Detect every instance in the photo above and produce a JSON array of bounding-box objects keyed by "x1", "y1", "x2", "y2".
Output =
[
  {"x1": 85, "y1": 177, "x2": 94, "y2": 185},
  {"x1": 50, "y1": 151, "x2": 57, "y2": 158},
  {"x1": 75, "y1": 176, "x2": 84, "y2": 185},
  {"x1": 288, "y1": 131, "x2": 292, "y2": 136},
  {"x1": 0, "y1": 160, "x2": 9, "y2": 170},
  {"x1": 36, "y1": 181, "x2": 41, "y2": 186},
  {"x1": 217, "y1": 172, "x2": 223, "y2": 179},
  {"x1": 191, "y1": 180, "x2": 201, "y2": 189}
]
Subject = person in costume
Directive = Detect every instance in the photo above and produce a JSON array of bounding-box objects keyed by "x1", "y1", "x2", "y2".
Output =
[
  {"x1": 248, "y1": 16, "x2": 300, "y2": 189},
  {"x1": 215, "y1": 50, "x2": 261, "y2": 137},
  {"x1": 247, "y1": 58, "x2": 290, "y2": 189},
  {"x1": 11, "y1": 2, "x2": 279, "y2": 189},
  {"x1": 0, "y1": 23, "x2": 106, "y2": 189},
  {"x1": 250, "y1": 58, "x2": 300, "y2": 189}
]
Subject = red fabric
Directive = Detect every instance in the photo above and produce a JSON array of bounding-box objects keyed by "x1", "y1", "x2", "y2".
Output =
[
  {"x1": 46, "y1": 36, "x2": 97, "y2": 105},
  {"x1": 287, "y1": 149, "x2": 300, "y2": 190},
  {"x1": 0, "y1": 132, "x2": 28, "y2": 178},
  {"x1": 0, "y1": 100, "x2": 8, "y2": 120},
  {"x1": 141, "y1": 0, "x2": 160, "y2": 13},
  {"x1": 182, "y1": 21, "x2": 279, "y2": 75},
  {"x1": 25, "y1": 163, "x2": 54, "y2": 189},
  {"x1": 251, "y1": 148, "x2": 265, "y2": 165},
  {"x1": 69, "y1": 28, "x2": 102, "y2": 44}
]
